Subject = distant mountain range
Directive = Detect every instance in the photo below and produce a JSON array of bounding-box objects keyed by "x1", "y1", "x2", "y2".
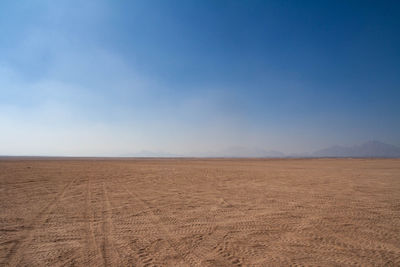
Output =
[
  {"x1": 121, "y1": 150, "x2": 182, "y2": 157},
  {"x1": 311, "y1": 140, "x2": 400, "y2": 158},
  {"x1": 212, "y1": 146, "x2": 286, "y2": 158},
  {"x1": 209, "y1": 141, "x2": 400, "y2": 158},
  {"x1": 7, "y1": 141, "x2": 395, "y2": 158},
  {"x1": 210, "y1": 141, "x2": 400, "y2": 158},
  {"x1": 119, "y1": 141, "x2": 400, "y2": 158}
]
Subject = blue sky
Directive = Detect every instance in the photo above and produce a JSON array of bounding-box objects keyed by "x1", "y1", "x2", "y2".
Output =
[{"x1": 1, "y1": 0, "x2": 399, "y2": 156}]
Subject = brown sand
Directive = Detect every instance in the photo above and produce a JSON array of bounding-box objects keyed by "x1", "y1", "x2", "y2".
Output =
[{"x1": 0, "y1": 158, "x2": 399, "y2": 266}]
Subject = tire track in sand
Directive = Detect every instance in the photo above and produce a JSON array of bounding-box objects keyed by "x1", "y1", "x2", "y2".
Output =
[
  {"x1": 102, "y1": 182, "x2": 153, "y2": 266},
  {"x1": 123, "y1": 187, "x2": 202, "y2": 266},
  {"x1": 4, "y1": 178, "x2": 77, "y2": 267},
  {"x1": 83, "y1": 177, "x2": 103, "y2": 265},
  {"x1": 187, "y1": 171, "x2": 245, "y2": 266},
  {"x1": 101, "y1": 182, "x2": 123, "y2": 266}
]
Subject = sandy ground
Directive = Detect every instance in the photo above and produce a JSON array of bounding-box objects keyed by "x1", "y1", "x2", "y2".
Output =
[{"x1": 0, "y1": 158, "x2": 399, "y2": 266}]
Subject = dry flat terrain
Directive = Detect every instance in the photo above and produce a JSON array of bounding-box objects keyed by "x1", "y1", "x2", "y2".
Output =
[{"x1": 0, "y1": 158, "x2": 400, "y2": 266}]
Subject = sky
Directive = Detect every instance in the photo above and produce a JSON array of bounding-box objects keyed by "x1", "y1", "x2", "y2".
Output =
[{"x1": 1, "y1": 0, "x2": 400, "y2": 156}]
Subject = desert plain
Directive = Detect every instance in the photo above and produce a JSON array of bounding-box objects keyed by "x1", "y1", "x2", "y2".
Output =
[{"x1": 0, "y1": 158, "x2": 399, "y2": 266}]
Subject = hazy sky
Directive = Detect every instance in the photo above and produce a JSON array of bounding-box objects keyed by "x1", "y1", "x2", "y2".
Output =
[{"x1": 1, "y1": 0, "x2": 400, "y2": 156}]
